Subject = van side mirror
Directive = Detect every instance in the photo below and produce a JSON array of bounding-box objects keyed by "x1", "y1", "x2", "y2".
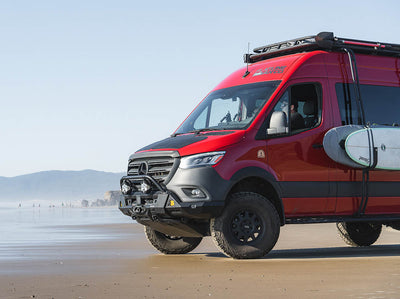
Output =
[{"x1": 267, "y1": 111, "x2": 288, "y2": 135}]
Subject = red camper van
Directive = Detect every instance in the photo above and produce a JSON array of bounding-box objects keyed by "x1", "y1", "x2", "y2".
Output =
[{"x1": 119, "y1": 32, "x2": 400, "y2": 259}]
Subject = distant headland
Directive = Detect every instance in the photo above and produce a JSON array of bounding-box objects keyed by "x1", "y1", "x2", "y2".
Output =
[{"x1": 0, "y1": 169, "x2": 125, "y2": 206}]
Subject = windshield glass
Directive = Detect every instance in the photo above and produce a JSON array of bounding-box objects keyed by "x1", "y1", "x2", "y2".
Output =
[{"x1": 175, "y1": 81, "x2": 280, "y2": 134}]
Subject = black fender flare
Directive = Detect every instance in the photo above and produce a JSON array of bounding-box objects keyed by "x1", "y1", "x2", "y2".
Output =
[{"x1": 226, "y1": 166, "x2": 285, "y2": 225}]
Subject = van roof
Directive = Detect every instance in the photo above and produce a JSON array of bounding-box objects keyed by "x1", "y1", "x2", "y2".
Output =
[
  {"x1": 213, "y1": 33, "x2": 400, "y2": 91},
  {"x1": 245, "y1": 32, "x2": 400, "y2": 64},
  {"x1": 213, "y1": 51, "x2": 323, "y2": 91}
]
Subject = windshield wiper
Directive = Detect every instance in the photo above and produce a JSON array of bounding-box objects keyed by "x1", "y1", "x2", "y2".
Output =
[
  {"x1": 171, "y1": 129, "x2": 217, "y2": 137},
  {"x1": 171, "y1": 128, "x2": 234, "y2": 137},
  {"x1": 188, "y1": 128, "x2": 218, "y2": 135},
  {"x1": 189, "y1": 128, "x2": 237, "y2": 135},
  {"x1": 170, "y1": 132, "x2": 184, "y2": 137}
]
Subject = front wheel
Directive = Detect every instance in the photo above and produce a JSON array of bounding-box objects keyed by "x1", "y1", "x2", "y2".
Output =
[
  {"x1": 336, "y1": 222, "x2": 382, "y2": 247},
  {"x1": 210, "y1": 192, "x2": 280, "y2": 259},
  {"x1": 144, "y1": 226, "x2": 202, "y2": 254}
]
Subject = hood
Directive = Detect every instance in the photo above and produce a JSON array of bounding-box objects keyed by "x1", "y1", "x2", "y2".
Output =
[{"x1": 136, "y1": 130, "x2": 245, "y2": 157}]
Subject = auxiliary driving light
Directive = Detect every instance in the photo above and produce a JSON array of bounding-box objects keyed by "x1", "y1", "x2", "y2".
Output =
[
  {"x1": 140, "y1": 181, "x2": 151, "y2": 193},
  {"x1": 121, "y1": 181, "x2": 132, "y2": 195}
]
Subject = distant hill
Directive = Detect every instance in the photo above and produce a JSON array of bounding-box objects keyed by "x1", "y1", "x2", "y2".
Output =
[{"x1": 0, "y1": 170, "x2": 125, "y2": 201}]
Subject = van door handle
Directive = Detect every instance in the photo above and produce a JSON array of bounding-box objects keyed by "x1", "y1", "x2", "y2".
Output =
[{"x1": 312, "y1": 144, "x2": 323, "y2": 149}]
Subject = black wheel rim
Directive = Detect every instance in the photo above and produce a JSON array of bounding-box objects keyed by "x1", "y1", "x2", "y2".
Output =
[
  {"x1": 164, "y1": 234, "x2": 182, "y2": 241},
  {"x1": 230, "y1": 209, "x2": 263, "y2": 243}
]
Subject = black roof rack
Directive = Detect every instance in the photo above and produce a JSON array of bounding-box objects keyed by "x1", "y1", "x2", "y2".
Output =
[{"x1": 244, "y1": 32, "x2": 400, "y2": 63}]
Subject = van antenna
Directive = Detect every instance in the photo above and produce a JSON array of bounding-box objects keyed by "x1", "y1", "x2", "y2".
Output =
[{"x1": 243, "y1": 42, "x2": 251, "y2": 78}]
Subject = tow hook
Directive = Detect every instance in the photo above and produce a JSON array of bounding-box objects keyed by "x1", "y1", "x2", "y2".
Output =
[{"x1": 133, "y1": 206, "x2": 146, "y2": 215}]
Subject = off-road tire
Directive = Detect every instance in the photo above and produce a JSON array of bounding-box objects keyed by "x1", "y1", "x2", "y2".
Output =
[
  {"x1": 210, "y1": 192, "x2": 280, "y2": 259},
  {"x1": 336, "y1": 222, "x2": 382, "y2": 247},
  {"x1": 144, "y1": 226, "x2": 202, "y2": 254}
]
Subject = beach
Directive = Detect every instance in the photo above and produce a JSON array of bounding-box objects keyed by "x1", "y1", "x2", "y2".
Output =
[{"x1": 1, "y1": 207, "x2": 400, "y2": 298}]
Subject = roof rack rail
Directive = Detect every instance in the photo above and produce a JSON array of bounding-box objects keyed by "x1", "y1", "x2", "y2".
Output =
[{"x1": 244, "y1": 32, "x2": 400, "y2": 63}]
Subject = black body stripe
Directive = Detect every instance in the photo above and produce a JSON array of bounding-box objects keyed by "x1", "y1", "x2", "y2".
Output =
[
  {"x1": 279, "y1": 181, "x2": 400, "y2": 198},
  {"x1": 279, "y1": 182, "x2": 332, "y2": 198}
]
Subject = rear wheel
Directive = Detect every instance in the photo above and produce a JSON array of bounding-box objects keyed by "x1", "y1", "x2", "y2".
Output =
[
  {"x1": 144, "y1": 226, "x2": 202, "y2": 254},
  {"x1": 210, "y1": 192, "x2": 280, "y2": 259},
  {"x1": 336, "y1": 222, "x2": 382, "y2": 247}
]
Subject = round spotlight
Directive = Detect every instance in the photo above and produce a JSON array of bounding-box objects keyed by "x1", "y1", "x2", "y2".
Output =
[
  {"x1": 121, "y1": 181, "x2": 132, "y2": 195},
  {"x1": 140, "y1": 181, "x2": 151, "y2": 193}
]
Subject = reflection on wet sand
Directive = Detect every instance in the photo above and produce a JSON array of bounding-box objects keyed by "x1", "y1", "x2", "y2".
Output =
[{"x1": 1, "y1": 212, "x2": 400, "y2": 299}]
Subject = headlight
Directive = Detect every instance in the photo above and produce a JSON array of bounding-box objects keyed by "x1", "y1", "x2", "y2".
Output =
[{"x1": 180, "y1": 151, "x2": 225, "y2": 169}]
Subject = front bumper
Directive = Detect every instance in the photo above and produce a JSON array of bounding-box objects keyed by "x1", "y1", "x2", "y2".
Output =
[
  {"x1": 119, "y1": 166, "x2": 228, "y2": 220},
  {"x1": 118, "y1": 187, "x2": 225, "y2": 220}
]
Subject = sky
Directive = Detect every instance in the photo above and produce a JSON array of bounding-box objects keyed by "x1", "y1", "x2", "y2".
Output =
[{"x1": 1, "y1": 0, "x2": 400, "y2": 177}]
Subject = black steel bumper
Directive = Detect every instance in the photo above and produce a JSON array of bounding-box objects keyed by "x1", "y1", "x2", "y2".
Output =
[
  {"x1": 118, "y1": 188, "x2": 225, "y2": 220},
  {"x1": 119, "y1": 166, "x2": 228, "y2": 236}
]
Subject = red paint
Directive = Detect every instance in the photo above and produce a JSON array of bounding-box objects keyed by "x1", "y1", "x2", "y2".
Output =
[{"x1": 143, "y1": 49, "x2": 400, "y2": 218}]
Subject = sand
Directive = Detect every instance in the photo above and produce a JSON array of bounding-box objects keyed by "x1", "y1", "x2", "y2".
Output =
[{"x1": 1, "y1": 222, "x2": 400, "y2": 298}]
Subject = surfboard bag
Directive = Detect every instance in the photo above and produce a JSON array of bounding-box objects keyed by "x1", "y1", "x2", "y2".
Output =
[{"x1": 323, "y1": 125, "x2": 400, "y2": 170}]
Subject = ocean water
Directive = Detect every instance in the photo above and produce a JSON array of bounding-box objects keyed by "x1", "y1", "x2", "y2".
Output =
[{"x1": 0, "y1": 202, "x2": 133, "y2": 260}]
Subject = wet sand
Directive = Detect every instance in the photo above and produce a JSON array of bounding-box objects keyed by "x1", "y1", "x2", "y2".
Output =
[{"x1": 1, "y1": 222, "x2": 400, "y2": 298}]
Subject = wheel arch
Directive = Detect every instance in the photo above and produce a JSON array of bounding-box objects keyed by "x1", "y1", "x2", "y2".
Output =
[{"x1": 227, "y1": 167, "x2": 285, "y2": 225}]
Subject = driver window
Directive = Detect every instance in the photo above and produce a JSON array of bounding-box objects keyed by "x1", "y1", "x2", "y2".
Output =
[
  {"x1": 268, "y1": 83, "x2": 322, "y2": 135},
  {"x1": 272, "y1": 90, "x2": 289, "y2": 121}
]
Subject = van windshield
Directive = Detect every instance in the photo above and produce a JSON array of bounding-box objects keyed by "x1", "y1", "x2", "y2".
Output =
[{"x1": 175, "y1": 81, "x2": 280, "y2": 134}]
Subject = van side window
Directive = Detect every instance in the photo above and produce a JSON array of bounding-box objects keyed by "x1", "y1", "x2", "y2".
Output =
[
  {"x1": 268, "y1": 83, "x2": 322, "y2": 135},
  {"x1": 336, "y1": 84, "x2": 400, "y2": 126},
  {"x1": 335, "y1": 83, "x2": 362, "y2": 125}
]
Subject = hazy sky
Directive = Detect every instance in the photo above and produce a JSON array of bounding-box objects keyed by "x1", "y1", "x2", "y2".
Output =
[{"x1": 1, "y1": 0, "x2": 400, "y2": 177}]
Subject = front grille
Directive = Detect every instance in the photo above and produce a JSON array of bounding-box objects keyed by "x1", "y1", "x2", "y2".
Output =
[{"x1": 127, "y1": 155, "x2": 176, "y2": 184}]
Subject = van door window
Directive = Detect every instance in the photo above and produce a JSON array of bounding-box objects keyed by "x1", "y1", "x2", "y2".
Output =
[
  {"x1": 268, "y1": 83, "x2": 322, "y2": 135},
  {"x1": 336, "y1": 83, "x2": 400, "y2": 126}
]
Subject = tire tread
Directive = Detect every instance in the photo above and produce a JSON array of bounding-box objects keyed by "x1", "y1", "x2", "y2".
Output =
[
  {"x1": 210, "y1": 192, "x2": 280, "y2": 259},
  {"x1": 144, "y1": 226, "x2": 202, "y2": 254}
]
